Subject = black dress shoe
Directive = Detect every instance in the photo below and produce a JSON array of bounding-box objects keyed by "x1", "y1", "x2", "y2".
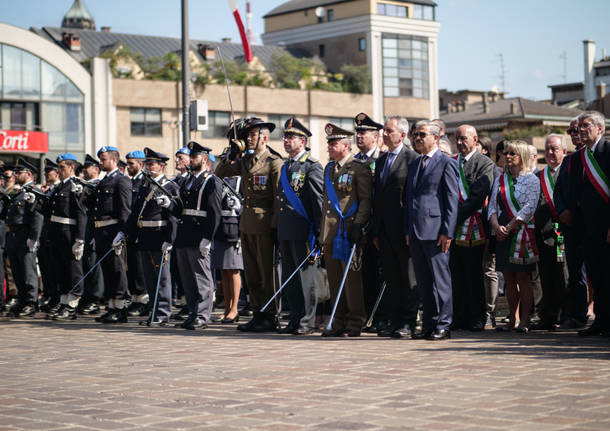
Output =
[
  {"x1": 377, "y1": 328, "x2": 394, "y2": 337},
  {"x1": 321, "y1": 328, "x2": 345, "y2": 337},
  {"x1": 95, "y1": 309, "x2": 114, "y2": 322},
  {"x1": 127, "y1": 302, "x2": 146, "y2": 317},
  {"x1": 412, "y1": 330, "x2": 433, "y2": 339},
  {"x1": 53, "y1": 306, "x2": 77, "y2": 321},
  {"x1": 78, "y1": 302, "x2": 100, "y2": 315},
  {"x1": 18, "y1": 304, "x2": 36, "y2": 317},
  {"x1": 531, "y1": 322, "x2": 556, "y2": 331},
  {"x1": 277, "y1": 324, "x2": 298, "y2": 334},
  {"x1": 140, "y1": 317, "x2": 169, "y2": 326},
  {"x1": 362, "y1": 325, "x2": 378, "y2": 333},
  {"x1": 295, "y1": 327, "x2": 315, "y2": 335},
  {"x1": 392, "y1": 325, "x2": 414, "y2": 339},
  {"x1": 470, "y1": 321, "x2": 485, "y2": 331},
  {"x1": 427, "y1": 328, "x2": 451, "y2": 340},
  {"x1": 221, "y1": 314, "x2": 239, "y2": 324},
  {"x1": 238, "y1": 304, "x2": 253, "y2": 317},
  {"x1": 346, "y1": 329, "x2": 361, "y2": 337},
  {"x1": 578, "y1": 324, "x2": 603, "y2": 337},
  {"x1": 46, "y1": 303, "x2": 63, "y2": 320},
  {"x1": 251, "y1": 316, "x2": 278, "y2": 333},
  {"x1": 237, "y1": 316, "x2": 260, "y2": 332},
  {"x1": 184, "y1": 317, "x2": 207, "y2": 330},
  {"x1": 101, "y1": 309, "x2": 128, "y2": 324}
]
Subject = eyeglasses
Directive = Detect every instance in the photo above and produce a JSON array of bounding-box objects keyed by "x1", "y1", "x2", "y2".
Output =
[
  {"x1": 580, "y1": 122, "x2": 596, "y2": 129},
  {"x1": 413, "y1": 132, "x2": 432, "y2": 139},
  {"x1": 567, "y1": 128, "x2": 579, "y2": 134}
]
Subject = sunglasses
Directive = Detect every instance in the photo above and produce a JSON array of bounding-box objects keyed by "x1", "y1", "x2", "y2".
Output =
[
  {"x1": 413, "y1": 132, "x2": 433, "y2": 139},
  {"x1": 505, "y1": 151, "x2": 519, "y2": 157},
  {"x1": 567, "y1": 128, "x2": 579, "y2": 134}
]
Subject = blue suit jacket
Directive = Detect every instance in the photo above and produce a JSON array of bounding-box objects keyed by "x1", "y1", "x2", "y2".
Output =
[{"x1": 404, "y1": 150, "x2": 459, "y2": 241}]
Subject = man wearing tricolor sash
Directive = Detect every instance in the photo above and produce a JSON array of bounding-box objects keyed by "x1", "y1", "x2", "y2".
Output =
[
  {"x1": 276, "y1": 117, "x2": 323, "y2": 335},
  {"x1": 573, "y1": 111, "x2": 610, "y2": 337},
  {"x1": 450, "y1": 125, "x2": 494, "y2": 332},
  {"x1": 533, "y1": 135, "x2": 568, "y2": 331}
]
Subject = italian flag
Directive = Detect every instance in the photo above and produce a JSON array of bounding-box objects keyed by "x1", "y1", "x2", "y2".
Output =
[{"x1": 227, "y1": 0, "x2": 253, "y2": 62}]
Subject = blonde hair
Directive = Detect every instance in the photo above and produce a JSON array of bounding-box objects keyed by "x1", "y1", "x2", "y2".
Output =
[{"x1": 504, "y1": 140, "x2": 530, "y2": 173}]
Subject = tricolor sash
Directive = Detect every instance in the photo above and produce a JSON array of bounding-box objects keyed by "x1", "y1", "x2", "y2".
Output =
[
  {"x1": 325, "y1": 162, "x2": 358, "y2": 262},
  {"x1": 581, "y1": 147, "x2": 610, "y2": 203},
  {"x1": 455, "y1": 154, "x2": 486, "y2": 247},
  {"x1": 499, "y1": 173, "x2": 538, "y2": 265},
  {"x1": 280, "y1": 163, "x2": 317, "y2": 253},
  {"x1": 540, "y1": 165, "x2": 559, "y2": 220}
]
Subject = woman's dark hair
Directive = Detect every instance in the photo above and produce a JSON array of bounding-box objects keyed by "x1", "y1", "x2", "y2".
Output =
[
  {"x1": 495, "y1": 139, "x2": 507, "y2": 162},
  {"x1": 478, "y1": 136, "x2": 492, "y2": 158}
]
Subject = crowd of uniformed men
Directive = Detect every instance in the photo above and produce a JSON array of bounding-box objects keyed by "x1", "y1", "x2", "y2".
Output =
[{"x1": 0, "y1": 109, "x2": 608, "y2": 339}]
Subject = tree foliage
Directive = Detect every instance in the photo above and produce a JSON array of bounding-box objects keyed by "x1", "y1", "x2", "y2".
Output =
[{"x1": 340, "y1": 64, "x2": 371, "y2": 94}]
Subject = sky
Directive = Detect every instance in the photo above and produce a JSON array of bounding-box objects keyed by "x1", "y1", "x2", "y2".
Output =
[{"x1": 2, "y1": 0, "x2": 610, "y2": 100}]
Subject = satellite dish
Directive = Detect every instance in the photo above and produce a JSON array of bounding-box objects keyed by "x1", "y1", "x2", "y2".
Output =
[{"x1": 315, "y1": 6, "x2": 326, "y2": 18}]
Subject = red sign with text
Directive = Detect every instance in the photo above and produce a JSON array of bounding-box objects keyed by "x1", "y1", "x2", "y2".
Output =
[{"x1": 0, "y1": 130, "x2": 49, "y2": 153}]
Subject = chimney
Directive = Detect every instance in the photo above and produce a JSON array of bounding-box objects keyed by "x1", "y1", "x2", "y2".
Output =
[
  {"x1": 510, "y1": 101, "x2": 517, "y2": 115},
  {"x1": 62, "y1": 32, "x2": 81, "y2": 52},
  {"x1": 598, "y1": 82, "x2": 607, "y2": 100},
  {"x1": 482, "y1": 93, "x2": 489, "y2": 113},
  {"x1": 221, "y1": 37, "x2": 232, "y2": 44},
  {"x1": 198, "y1": 43, "x2": 216, "y2": 60},
  {"x1": 101, "y1": 26, "x2": 111, "y2": 33},
  {"x1": 583, "y1": 39, "x2": 596, "y2": 104}
]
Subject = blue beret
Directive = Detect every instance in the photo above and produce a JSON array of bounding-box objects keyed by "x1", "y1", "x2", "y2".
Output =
[
  {"x1": 97, "y1": 146, "x2": 119, "y2": 157},
  {"x1": 176, "y1": 147, "x2": 190, "y2": 156},
  {"x1": 208, "y1": 153, "x2": 216, "y2": 163},
  {"x1": 126, "y1": 150, "x2": 146, "y2": 160},
  {"x1": 56, "y1": 153, "x2": 78, "y2": 163}
]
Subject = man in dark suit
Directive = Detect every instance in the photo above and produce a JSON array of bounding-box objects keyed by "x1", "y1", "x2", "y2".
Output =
[
  {"x1": 450, "y1": 125, "x2": 494, "y2": 331},
  {"x1": 404, "y1": 120, "x2": 459, "y2": 340},
  {"x1": 572, "y1": 111, "x2": 610, "y2": 337},
  {"x1": 85, "y1": 146, "x2": 132, "y2": 323},
  {"x1": 533, "y1": 134, "x2": 568, "y2": 330},
  {"x1": 554, "y1": 118, "x2": 588, "y2": 329},
  {"x1": 276, "y1": 117, "x2": 323, "y2": 335},
  {"x1": 371, "y1": 116, "x2": 418, "y2": 338}
]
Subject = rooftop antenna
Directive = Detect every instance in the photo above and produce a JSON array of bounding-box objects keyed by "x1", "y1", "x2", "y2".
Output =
[
  {"x1": 246, "y1": 0, "x2": 253, "y2": 44},
  {"x1": 560, "y1": 51, "x2": 567, "y2": 83},
  {"x1": 496, "y1": 53, "x2": 506, "y2": 93}
]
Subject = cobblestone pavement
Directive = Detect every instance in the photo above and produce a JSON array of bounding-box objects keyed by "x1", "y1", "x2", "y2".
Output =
[{"x1": 1, "y1": 314, "x2": 610, "y2": 431}]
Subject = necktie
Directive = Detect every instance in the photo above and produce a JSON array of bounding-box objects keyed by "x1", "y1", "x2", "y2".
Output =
[
  {"x1": 416, "y1": 155, "x2": 428, "y2": 186},
  {"x1": 381, "y1": 152, "x2": 396, "y2": 185}
]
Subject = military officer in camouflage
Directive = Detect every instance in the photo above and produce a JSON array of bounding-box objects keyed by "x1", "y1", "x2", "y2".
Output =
[
  {"x1": 276, "y1": 117, "x2": 324, "y2": 335},
  {"x1": 319, "y1": 123, "x2": 372, "y2": 337},
  {"x1": 216, "y1": 117, "x2": 283, "y2": 332}
]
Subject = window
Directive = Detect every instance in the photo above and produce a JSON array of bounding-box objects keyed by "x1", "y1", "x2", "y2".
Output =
[
  {"x1": 0, "y1": 102, "x2": 38, "y2": 131},
  {"x1": 382, "y1": 34, "x2": 429, "y2": 98},
  {"x1": 329, "y1": 117, "x2": 353, "y2": 131},
  {"x1": 130, "y1": 108, "x2": 162, "y2": 136},
  {"x1": 327, "y1": 9, "x2": 334, "y2": 21},
  {"x1": 41, "y1": 102, "x2": 83, "y2": 152},
  {"x1": 359, "y1": 38, "x2": 366, "y2": 52},
  {"x1": 319, "y1": 44, "x2": 325, "y2": 58},
  {"x1": 413, "y1": 4, "x2": 434, "y2": 20},
  {"x1": 268, "y1": 114, "x2": 296, "y2": 140},
  {"x1": 377, "y1": 3, "x2": 408, "y2": 18},
  {"x1": 202, "y1": 111, "x2": 230, "y2": 139}
]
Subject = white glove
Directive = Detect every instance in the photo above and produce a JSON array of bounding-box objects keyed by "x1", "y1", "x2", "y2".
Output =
[
  {"x1": 26, "y1": 239, "x2": 38, "y2": 253},
  {"x1": 161, "y1": 241, "x2": 173, "y2": 252},
  {"x1": 112, "y1": 232, "x2": 125, "y2": 255},
  {"x1": 199, "y1": 238, "x2": 211, "y2": 258},
  {"x1": 71, "y1": 183, "x2": 83, "y2": 194},
  {"x1": 112, "y1": 231, "x2": 125, "y2": 247},
  {"x1": 24, "y1": 192, "x2": 36, "y2": 204},
  {"x1": 156, "y1": 195, "x2": 171, "y2": 208},
  {"x1": 227, "y1": 196, "x2": 242, "y2": 213},
  {"x1": 72, "y1": 240, "x2": 84, "y2": 261}
]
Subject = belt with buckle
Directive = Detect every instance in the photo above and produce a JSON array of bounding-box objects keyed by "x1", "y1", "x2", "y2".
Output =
[
  {"x1": 94, "y1": 219, "x2": 119, "y2": 228},
  {"x1": 50, "y1": 215, "x2": 77, "y2": 225},
  {"x1": 182, "y1": 209, "x2": 207, "y2": 217},
  {"x1": 137, "y1": 220, "x2": 168, "y2": 228}
]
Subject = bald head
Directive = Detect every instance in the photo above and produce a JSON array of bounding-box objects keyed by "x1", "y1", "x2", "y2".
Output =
[{"x1": 456, "y1": 124, "x2": 478, "y2": 157}]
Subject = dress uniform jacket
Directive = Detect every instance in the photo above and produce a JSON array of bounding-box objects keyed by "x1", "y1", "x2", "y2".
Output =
[
  {"x1": 319, "y1": 155, "x2": 372, "y2": 245},
  {"x1": 215, "y1": 176, "x2": 242, "y2": 243},
  {"x1": 126, "y1": 171, "x2": 146, "y2": 302},
  {"x1": 172, "y1": 171, "x2": 222, "y2": 247},
  {"x1": 38, "y1": 181, "x2": 61, "y2": 307},
  {"x1": 128, "y1": 175, "x2": 180, "y2": 251},
  {"x1": 5, "y1": 183, "x2": 44, "y2": 306},
  {"x1": 216, "y1": 149, "x2": 283, "y2": 235}
]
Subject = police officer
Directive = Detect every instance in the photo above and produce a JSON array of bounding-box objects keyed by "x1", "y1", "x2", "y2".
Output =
[
  {"x1": 319, "y1": 123, "x2": 372, "y2": 337},
  {"x1": 85, "y1": 146, "x2": 132, "y2": 323},
  {"x1": 353, "y1": 112, "x2": 386, "y2": 332},
  {"x1": 173, "y1": 147, "x2": 191, "y2": 187},
  {"x1": 276, "y1": 117, "x2": 323, "y2": 335},
  {"x1": 158, "y1": 141, "x2": 222, "y2": 330},
  {"x1": 35, "y1": 154, "x2": 87, "y2": 320},
  {"x1": 125, "y1": 150, "x2": 148, "y2": 316},
  {"x1": 38, "y1": 159, "x2": 61, "y2": 313},
  {"x1": 77, "y1": 155, "x2": 104, "y2": 315},
  {"x1": 6, "y1": 158, "x2": 43, "y2": 317},
  {"x1": 128, "y1": 148, "x2": 179, "y2": 325},
  {"x1": 216, "y1": 117, "x2": 283, "y2": 332}
]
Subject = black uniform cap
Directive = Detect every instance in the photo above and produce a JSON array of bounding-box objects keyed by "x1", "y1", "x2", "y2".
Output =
[
  {"x1": 83, "y1": 154, "x2": 99, "y2": 167},
  {"x1": 245, "y1": 117, "x2": 276, "y2": 133},
  {"x1": 44, "y1": 158, "x2": 58, "y2": 172},
  {"x1": 283, "y1": 116, "x2": 312, "y2": 137},
  {"x1": 14, "y1": 157, "x2": 39, "y2": 175},
  {"x1": 354, "y1": 112, "x2": 383, "y2": 131},
  {"x1": 118, "y1": 159, "x2": 127, "y2": 169},
  {"x1": 187, "y1": 141, "x2": 213, "y2": 155},
  {"x1": 143, "y1": 147, "x2": 169, "y2": 162}
]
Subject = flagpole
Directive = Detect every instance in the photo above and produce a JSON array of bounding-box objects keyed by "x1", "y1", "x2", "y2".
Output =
[{"x1": 181, "y1": 0, "x2": 190, "y2": 149}]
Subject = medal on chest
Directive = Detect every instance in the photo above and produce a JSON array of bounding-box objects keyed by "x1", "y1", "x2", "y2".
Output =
[
  {"x1": 291, "y1": 171, "x2": 305, "y2": 192},
  {"x1": 253, "y1": 175, "x2": 267, "y2": 191}
]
